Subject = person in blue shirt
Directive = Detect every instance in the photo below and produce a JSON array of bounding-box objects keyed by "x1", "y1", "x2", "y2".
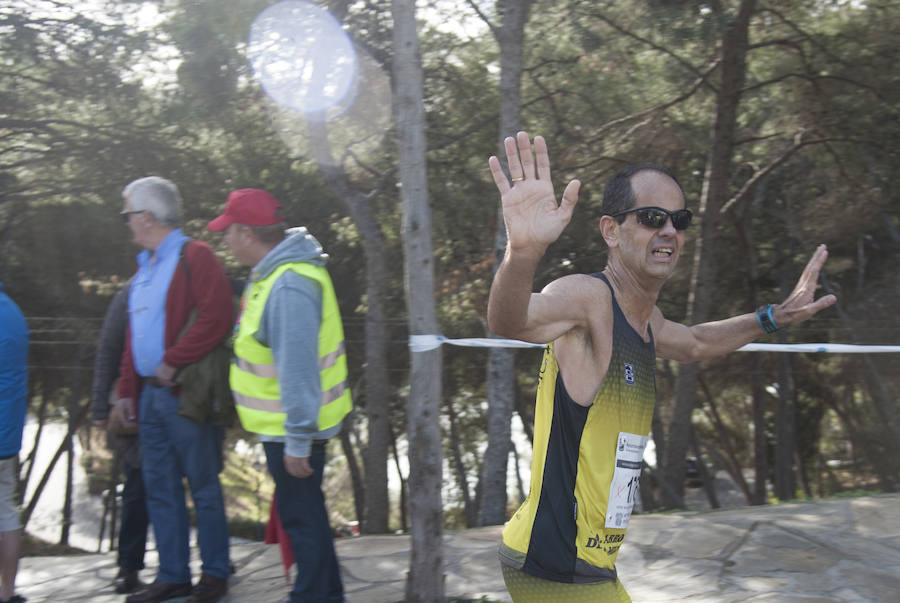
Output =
[
  {"x1": 117, "y1": 177, "x2": 233, "y2": 603},
  {"x1": 0, "y1": 282, "x2": 29, "y2": 603}
]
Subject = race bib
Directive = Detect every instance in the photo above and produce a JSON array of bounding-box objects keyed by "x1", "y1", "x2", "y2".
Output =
[{"x1": 605, "y1": 431, "x2": 648, "y2": 529}]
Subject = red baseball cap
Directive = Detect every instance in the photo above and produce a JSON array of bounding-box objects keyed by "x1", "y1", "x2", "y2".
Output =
[{"x1": 208, "y1": 188, "x2": 284, "y2": 231}]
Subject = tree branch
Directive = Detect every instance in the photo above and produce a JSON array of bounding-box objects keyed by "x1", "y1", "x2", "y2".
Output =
[
  {"x1": 720, "y1": 133, "x2": 850, "y2": 215},
  {"x1": 465, "y1": 0, "x2": 499, "y2": 40},
  {"x1": 583, "y1": 10, "x2": 716, "y2": 90}
]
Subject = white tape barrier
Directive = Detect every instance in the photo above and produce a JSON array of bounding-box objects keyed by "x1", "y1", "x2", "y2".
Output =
[
  {"x1": 409, "y1": 335, "x2": 544, "y2": 352},
  {"x1": 737, "y1": 343, "x2": 900, "y2": 353},
  {"x1": 408, "y1": 335, "x2": 900, "y2": 354}
]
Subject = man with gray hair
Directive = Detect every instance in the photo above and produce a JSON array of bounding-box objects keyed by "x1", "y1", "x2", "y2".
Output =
[{"x1": 116, "y1": 177, "x2": 233, "y2": 603}]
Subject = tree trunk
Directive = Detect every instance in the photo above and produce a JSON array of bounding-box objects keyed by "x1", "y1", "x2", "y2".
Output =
[
  {"x1": 638, "y1": 466, "x2": 657, "y2": 513},
  {"x1": 389, "y1": 422, "x2": 409, "y2": 533},
  {"x1": 821, "y1": 274, "x2": 900, "y2": 450},
  {"x1": 733, "y1": 180, "x2": 768, "y2": 506},
  {"x1": 392, "y1": 1, "x2": 444, "y2": 599},
  {"x1": 19, "y1": 388, "x2": 50, "y2": 507},
  {"x1": 339, "y1": 423, "x2": 366, "y2": 529},
  {"x1": 511, "y1": 440, "x2": 526, "y2": 503},
  {"x1": 796, "y1": 448, "x2": 812, "y2": 499},
  {"x1": 62, "y1": 376, "x2": 77, "y2": 545},
  {"x1": 22, "y1": 393, "x2": 90, "y2": 529},
  {"x1": 750, "y1": 359, "x2": 769, "y2": 505},
  {"x1": 478, "y1": 0, "x2": 534, "y2": 528},
  {"x1": 698, "y1": 375, "x2": 752, "y2": 503},
  {"x1": 445, "y1": 397, "x2": 476, "y2": 527},
  {"x1": 690, "y1": 428, "x2": 719, "y2": 509},
  {"x1": 662, "y1": 0, "x2": 757, "y2": 506},
  {"x1": 816, "y1": 275, "x2": 900, "y2": 488},
  {"x1": 307, "y1": 120, "x2": 392, "y2": 534},
  {"x1": 651, "y1": 400, "x2": 666, "y2": 485},
  {"x1": 514, "y1": 393, "x2": 534, "y2": 445},
  {"x1": 774, "y1": 327, "x2": 797, "y2": 501},
  {"x1": 481, "y1": 349, "x2": 514, "y2": 526}
]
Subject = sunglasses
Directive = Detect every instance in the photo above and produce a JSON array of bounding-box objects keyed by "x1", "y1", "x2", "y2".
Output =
[
  {"x1": 610, "y1": 206, "x2": 692, "y2": 231},
  {"x1": 120, "y1": 209, "x2": 146, "y2": 223}
]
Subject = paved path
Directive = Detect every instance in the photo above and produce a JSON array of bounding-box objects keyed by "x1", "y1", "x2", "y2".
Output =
[{"x1": 16, "y1": 493, "x2": 900, "y2": 602}]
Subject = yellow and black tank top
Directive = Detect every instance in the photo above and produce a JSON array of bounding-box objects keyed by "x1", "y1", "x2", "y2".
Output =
[{"x1": 499, "y1": 273, "x2": 657, "y2": 583}]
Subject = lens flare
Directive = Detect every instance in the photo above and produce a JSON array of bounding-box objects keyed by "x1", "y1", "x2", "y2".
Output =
[
  {"x1": 248, "y1": 0, "x2": 357, "y2": 116},
  {"x1": 247, "y1": 0, "x2": 391, "y2": 169}
]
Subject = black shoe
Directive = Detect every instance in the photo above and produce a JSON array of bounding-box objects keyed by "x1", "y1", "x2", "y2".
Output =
[
  {"x1": 0, "y1": 595, "x2": 26, "y2": 603},
  {"x1": 125, "y1": 579, "x2": 192, "y2": 603},
  {"x1": 115, "y1": 568, "x2": 144, "y2": 594},
  {"x1": 185, "y1": 573, "x2": 228, "y2": 603}
]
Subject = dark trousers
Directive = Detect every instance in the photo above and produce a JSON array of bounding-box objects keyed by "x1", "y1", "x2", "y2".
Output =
[
  {"x1": 117, "y1": 463, "x2": 148, "y2": 570},
  {"x1": 264, "y1": 441, "x2": 344, "y2": 603}
]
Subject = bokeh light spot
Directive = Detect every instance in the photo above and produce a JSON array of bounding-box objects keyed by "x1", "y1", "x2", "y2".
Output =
[{"x1": 248, "y1": 0, "x2": 358, "y2": 116}]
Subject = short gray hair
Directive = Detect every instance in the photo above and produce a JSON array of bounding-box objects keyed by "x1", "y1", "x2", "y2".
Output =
[{"x1": 122, "y1": 176, "x2": 182, "y2": 228}]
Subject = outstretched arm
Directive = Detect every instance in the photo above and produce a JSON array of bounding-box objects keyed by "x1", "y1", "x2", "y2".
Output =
[
  {"x1": 654, "y1": 244, "x2": 837, "y2": 362},
  {"x1": 486, "y1": 132, "x2": 581, "y2": 339}
]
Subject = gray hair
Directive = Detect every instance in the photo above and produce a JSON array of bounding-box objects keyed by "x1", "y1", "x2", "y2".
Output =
[{"x1": 122, "y1": 176, "x2": 182, "y2": 228}]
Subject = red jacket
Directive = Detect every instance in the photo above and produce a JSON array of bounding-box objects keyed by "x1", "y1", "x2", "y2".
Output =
[{"x1": 118, "y1": 240, "x2": 234, "y2": 400}]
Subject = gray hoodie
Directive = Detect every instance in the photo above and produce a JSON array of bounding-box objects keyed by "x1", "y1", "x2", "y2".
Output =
[{"x1": 252, "y1": 227, "x2": 342, "y2": 458}]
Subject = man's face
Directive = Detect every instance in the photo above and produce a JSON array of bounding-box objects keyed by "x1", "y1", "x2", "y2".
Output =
[
  {"x1": 223, "y1": 223, "x2": 252, "y2": 266},
  {"x1": 615, "y1": 171, "x2": 687, "y2": 281},
  {"x1": 121, "y1": 197, "x2": 151, "y2": 249}
]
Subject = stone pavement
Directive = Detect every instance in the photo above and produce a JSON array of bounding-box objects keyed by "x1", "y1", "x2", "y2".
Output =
[{"x1": 15, "y1": 493, "x2": 900, "y2": 602}]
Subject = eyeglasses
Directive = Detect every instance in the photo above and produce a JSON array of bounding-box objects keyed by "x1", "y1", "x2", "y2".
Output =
[
  {"x1": 610, "y1": 206, "x2": 692, "y2": 231},
  {"x1": 120, "y1": 210, "x2": 146, "y2": 223}
]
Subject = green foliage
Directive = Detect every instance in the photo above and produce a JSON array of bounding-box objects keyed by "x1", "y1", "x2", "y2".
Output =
[{"x1": 2, "y1": 0, "x2": 898, "y2": 531}]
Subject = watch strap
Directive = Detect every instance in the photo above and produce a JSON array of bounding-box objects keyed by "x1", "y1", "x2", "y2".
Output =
[{"x1": 756, "y1": 304, "x2": 779, "y2": 334}]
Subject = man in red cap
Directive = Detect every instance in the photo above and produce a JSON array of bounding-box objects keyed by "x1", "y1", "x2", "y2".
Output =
[{"x1": 209, "y1": 189, "x2": 352, "y2": 603}]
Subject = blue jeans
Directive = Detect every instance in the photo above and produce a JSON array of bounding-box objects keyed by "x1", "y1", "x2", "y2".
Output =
[
  {"x1": 117, "y1": 463, "x2": 148, "y2": 571},
  {"x1": 264, "y1": 441, "x2": 343, "y2": 603},
  {"x1": 139, "y1": 385, "x2": 230, "y2": 583}
]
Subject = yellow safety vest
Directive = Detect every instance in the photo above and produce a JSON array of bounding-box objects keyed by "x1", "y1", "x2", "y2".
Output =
[{"x1": 230, "y1": 262, "x2": 352, "y2": 435}]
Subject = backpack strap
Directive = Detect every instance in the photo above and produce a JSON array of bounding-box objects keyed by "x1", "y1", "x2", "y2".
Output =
[{"x1": 179, "y1": 240, "x2": 193, "y2": 283}]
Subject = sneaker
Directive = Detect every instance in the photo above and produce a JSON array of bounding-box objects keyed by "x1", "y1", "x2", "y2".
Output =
[{"x1": 185, "y1": 573, "x2": 228, "y2": 603}]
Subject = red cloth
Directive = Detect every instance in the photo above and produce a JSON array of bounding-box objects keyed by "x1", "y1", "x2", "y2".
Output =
[
  {"x1": 118, "y1": 240, "x2": 234, "y2": 400},
  {"x1": 264, "y1": 491, "x2": 294, "y2": 581}
]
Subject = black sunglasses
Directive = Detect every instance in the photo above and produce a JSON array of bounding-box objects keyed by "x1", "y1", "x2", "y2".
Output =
[
  {"x1": 610, "y1": 206, "x2": 692, "y2": 231},
  {"x1": 121, "y1": 209, "x2": 146, "y2": 223}
]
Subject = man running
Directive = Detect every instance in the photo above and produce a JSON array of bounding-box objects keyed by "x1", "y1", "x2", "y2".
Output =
[{"x1": 488, "y1": 132, "x2": 836, "y2": 602}]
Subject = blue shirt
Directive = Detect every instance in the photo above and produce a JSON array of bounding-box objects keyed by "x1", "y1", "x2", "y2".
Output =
[
  {"x1": 128, "y1": 229, "x2": 190, "y2": 376},
  {"x1": 0, "y1": 282, "x2": 29, "y2": 457}
]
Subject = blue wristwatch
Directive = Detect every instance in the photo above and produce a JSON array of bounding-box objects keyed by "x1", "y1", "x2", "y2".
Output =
[{"x1": 756, "y1": 304, "x2": 779, "y2": 334}]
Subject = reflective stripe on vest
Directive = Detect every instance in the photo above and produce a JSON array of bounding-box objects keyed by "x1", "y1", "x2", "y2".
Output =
[
  {"x1": 232, "y1": 380, "x2": 350, "y2": 414},
  {"x1": 230, "y1": 261, "x2": 352, "y2": 436}
]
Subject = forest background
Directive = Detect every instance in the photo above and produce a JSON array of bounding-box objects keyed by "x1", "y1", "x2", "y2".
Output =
[{"x1": 1, "y1": 0, "x2": 899, "y2": 599}]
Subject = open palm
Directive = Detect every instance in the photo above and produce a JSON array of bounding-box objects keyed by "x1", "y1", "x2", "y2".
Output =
[
  {"x1": 489, "y1": 132, "x2": 580, "y2": 251},
  {"x1": 775, "y1": 244, "x2": 837, "y2": 325}
]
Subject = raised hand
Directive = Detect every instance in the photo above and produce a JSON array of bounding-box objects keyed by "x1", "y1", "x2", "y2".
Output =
[
  {"x1": 774, "y1": 244, "x2": 838, "y2": 326},
  {"x1": 488, "y1": 131, "x2": 580, "y2": 254}
]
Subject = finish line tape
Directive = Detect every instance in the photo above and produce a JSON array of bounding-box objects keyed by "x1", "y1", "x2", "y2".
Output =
[{"x1": 408, "y1": 335, "x2": 900, "y2": 354}]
